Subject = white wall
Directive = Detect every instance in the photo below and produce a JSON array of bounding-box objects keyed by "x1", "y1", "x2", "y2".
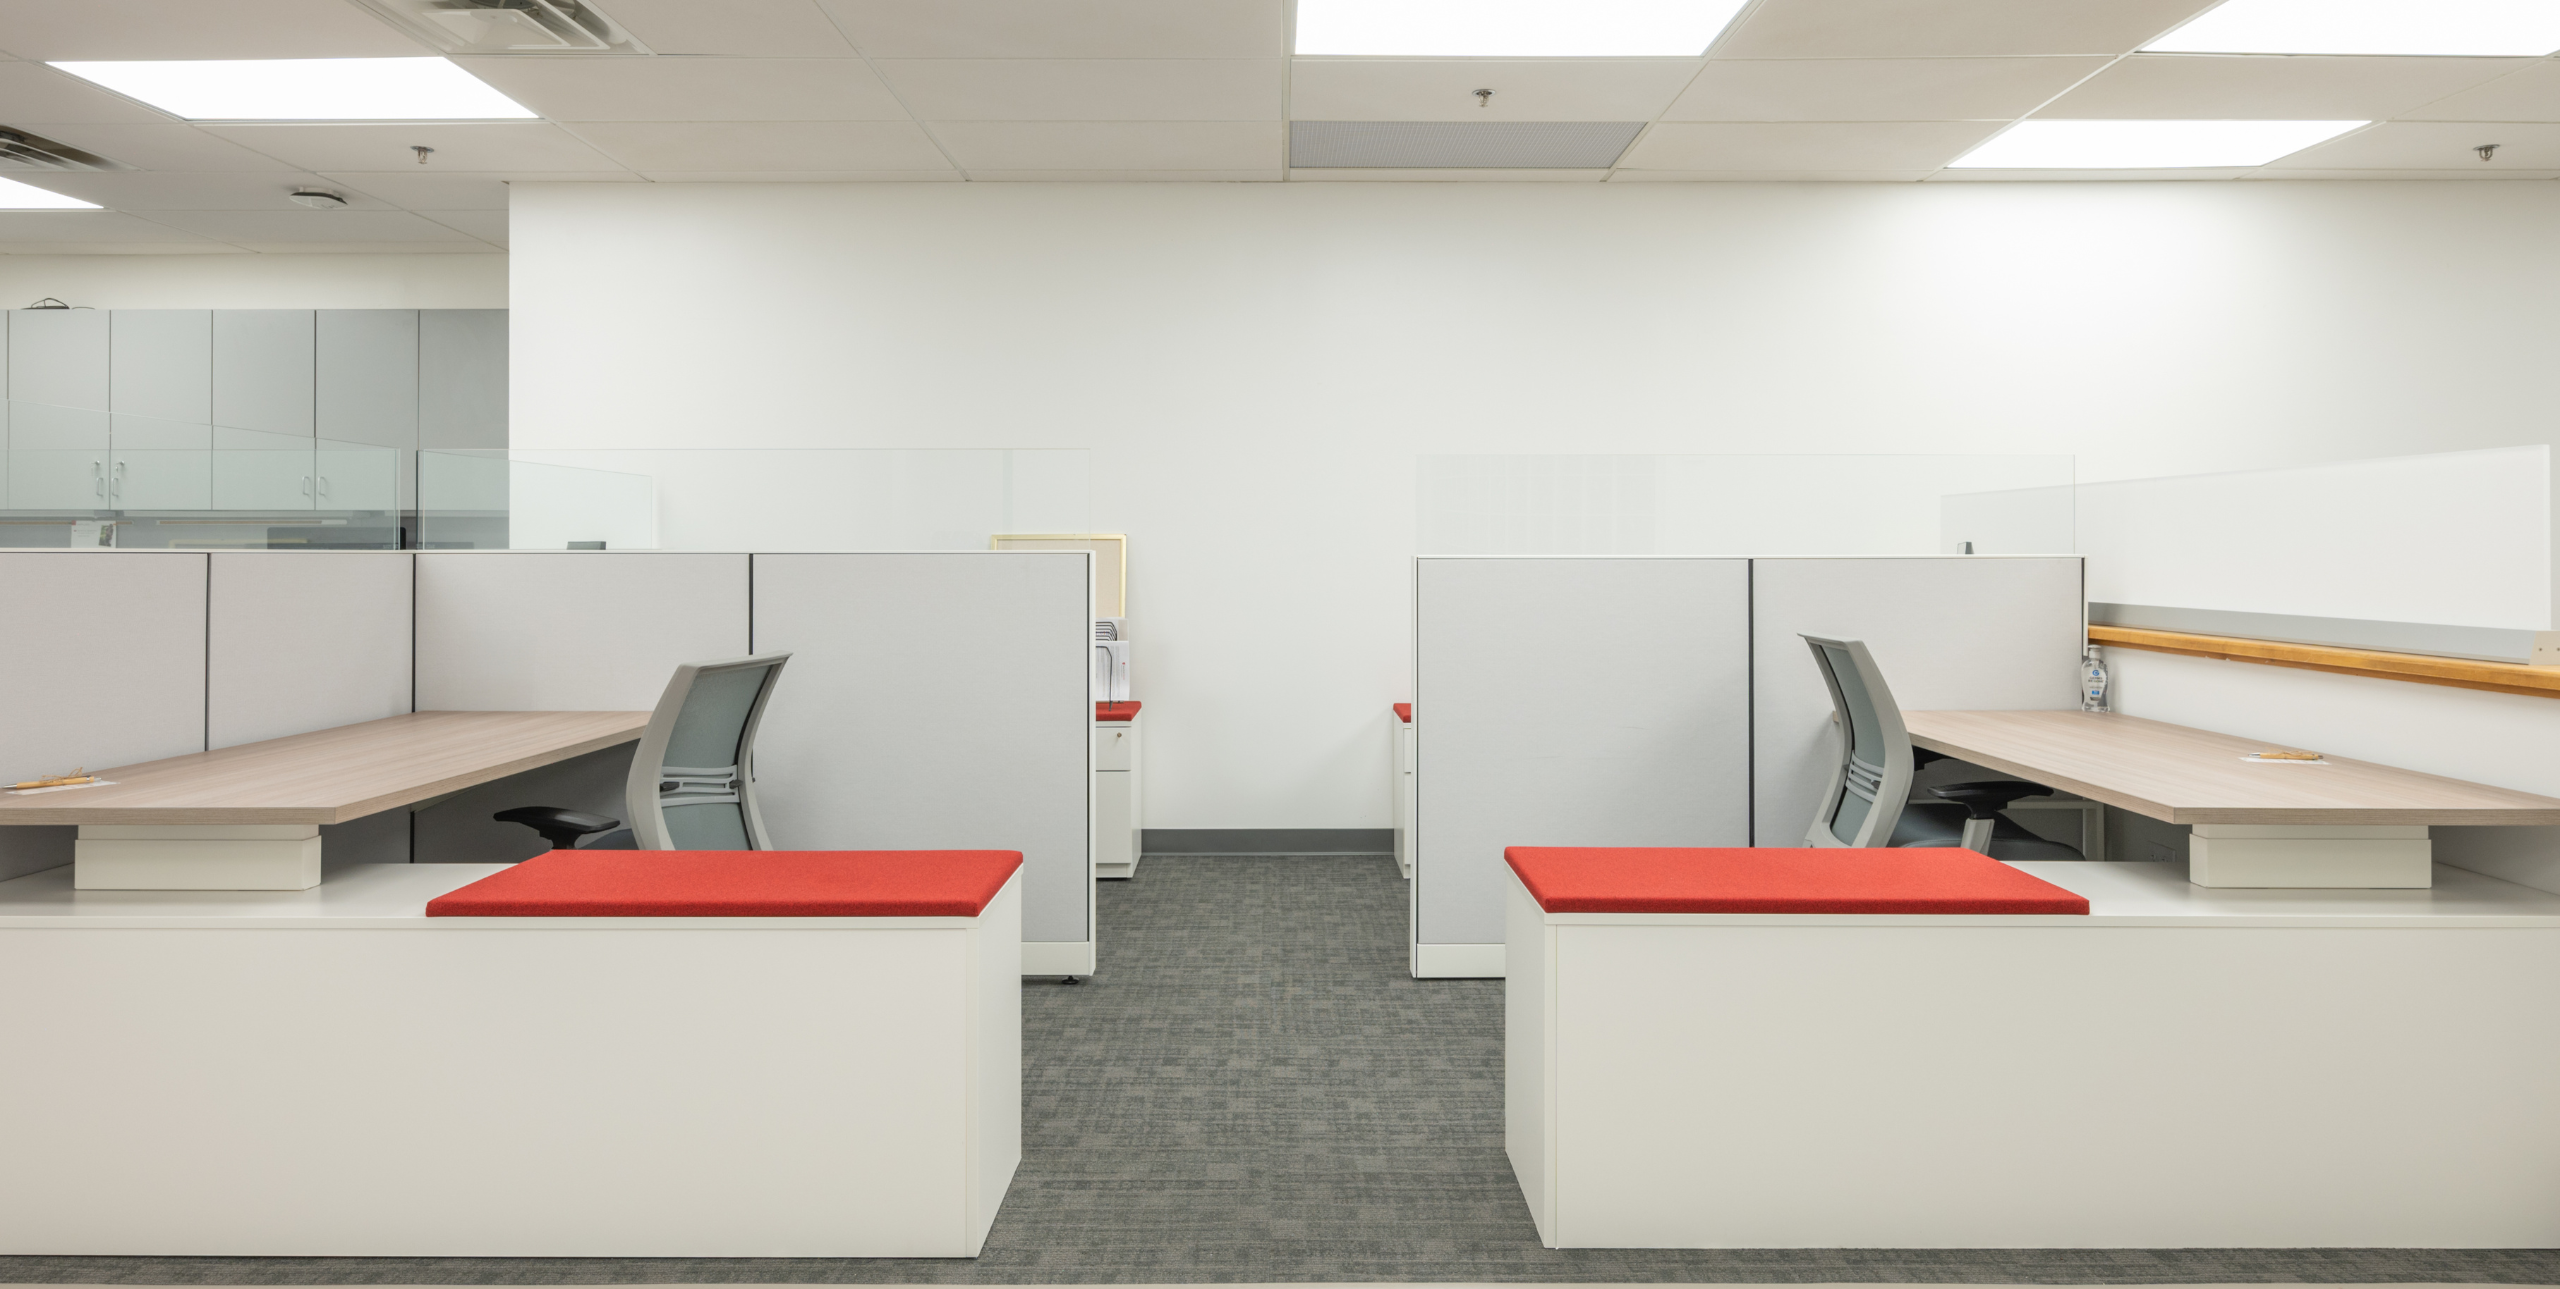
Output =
[
  {"x1": 510, "y1": 180, "x2": 2560, "y2": 830},
  {"x1": 0, "y1": 254, "x2": 505, "y2": 309}
]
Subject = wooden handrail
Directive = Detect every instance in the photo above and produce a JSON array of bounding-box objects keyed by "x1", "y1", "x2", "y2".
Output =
[{"x1": 2089, "y1": 625, "x2": 2560, "y2": 700}]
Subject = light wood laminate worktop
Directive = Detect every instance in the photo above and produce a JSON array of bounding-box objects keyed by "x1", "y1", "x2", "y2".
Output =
[
  {"x1": 0, "y1": 711, "x2": 649, "y2": 827},
  {"x1": 1905, "y1": 709, "x2": 2560, "y2": 827}
]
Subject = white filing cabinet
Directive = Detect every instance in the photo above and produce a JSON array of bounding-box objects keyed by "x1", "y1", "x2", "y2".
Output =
[
  {"x1": 1391, "y1": 705, "x2": 1414, "y2": 880},
  {"x1": 1094, "y1": 707, "x2": 1142, "y2": 880}
]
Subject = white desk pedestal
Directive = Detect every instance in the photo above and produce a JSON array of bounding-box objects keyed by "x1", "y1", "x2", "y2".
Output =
[
  {"x1": 2188, "y1": 824, "x2": 2431, "y2": 889},
  {"x1": 74, "y1": 824, "x2": 321, "y2": 891}
]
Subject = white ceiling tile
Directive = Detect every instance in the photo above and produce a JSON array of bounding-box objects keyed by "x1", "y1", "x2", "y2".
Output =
[
  {"x1": 973, "y1": 168, "x2": 1280, "y2": 180},
  {"x1": 637, "y1": 169, "x2": 963, "y2": 180},
  {"x1": 418, "y1": 209, "x2": 506, "y2": 242},
  {"x1": 583, "y1": 0, "x2": 858, "y2": 56},
  {"x1": 319, "y1": 170, "x2": 642, "y2": 210},
  {"x1": 11, "y1": 171, "x2": 395, "y2": 211},
  {"x1": 135, "y1": 208, "x2": 486, "y2": 243},
  {"x1": 2404, "y1": 62, "x2": 2560, "y2": 123},
  {"x1": 1287, "y1": 167, "x2": 1605, "y2": 181},
  {"x1": 817, "y1": 0, "x2": 1280, "y2": 58},
  {"x1": 567, "y1": 120, "x2": 949, "y2": 169},
  {"x1": 876, "y1": 59, "x2": 1279, "y2": 120},
  {"x1": 1606, "y1": 168, "x2": 1934, "y2": 181},
  {"x1": 1925, "y1": 167, "x2": 2254, "y2": 181},
  {"x1": 455, "y1": 56, "x2": 908, "y2": 121},
  {"x1": 931, "y1": 120, "x2": 1279, "y2": 169},
  {"x1": 2037, "y1": 55, "x2": 2533, "y2": 120},
  {"x1": 0, "y1": 209, "x2": 237, "y2": 242},
  {"x1": 198, "y1": 122, "x2": 629, "y2": 172},
  {"x1": 0, "y1": 0, "x2": 429, "y2": 59},
  {"x1": 0, "y1": 61, "x2": 171, "y2": 123},
  {"x1": 12, "y1": 123, "x2": 301, "y2": 171},
  {"x1": 1665, "y1": 58, "x2": 2107, "y2": 121},
  {"x1": 1716, "y1": 0, "x2": 2216, "y2": 58},
  {"x1": 1618, "y1": 120, "x2": 2000, "y2": 170},
  {"x1": 2246, "y1": 168, "x2": 2560, "y2": 180},
  {"x1": 2266, "y1": 120, "x2": 2560, "y2": 169},
  {"x1": 1289, "y1": 59, "x2": 1698, "y2": 122}
]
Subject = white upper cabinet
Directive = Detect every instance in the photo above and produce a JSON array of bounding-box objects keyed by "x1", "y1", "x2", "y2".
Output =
[
  {"x1": 10, "y1": 309, "x2": 110, "y2": 411},
  {"x1": 318, "y1": 310, "x2": 419, "y2": 451},
  {"x1": 213, "y1": 310, "x2": 315, "y2": 437},
  {"x1": 111, "y1": 311, "x2": 212, "y2": 426}
]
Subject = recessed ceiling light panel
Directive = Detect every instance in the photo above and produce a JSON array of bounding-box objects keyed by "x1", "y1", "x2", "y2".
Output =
[
  {"x1": 0, "y1": 176, "x2": 102, "y2": 209},
  {"x1": 348, "y1": 0, "x2": 648, "y2": 55},
  {"x1": 1295, "y1": 0, "x2": 1752, "y2": 57},
  {"x1": 2144, "y1": 0, "x2": 2560, "y2": 57},
  {"x1": 1950, "y1": 119, "x2": 2368, "y2": 169},
  {"x1": 48, "y1": 58, "x2": 538, "y2": 122}
]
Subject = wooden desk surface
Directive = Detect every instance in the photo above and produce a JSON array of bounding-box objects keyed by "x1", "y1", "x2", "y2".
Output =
[
  {"x1": 1906, "y1": 710, "x2": 2560, "y2": 827},
  {"x1": 0, "y1": 711, "x2": 650, "y2": 827}
]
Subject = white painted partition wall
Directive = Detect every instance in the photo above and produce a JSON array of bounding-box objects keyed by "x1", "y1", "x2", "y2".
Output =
[
  {"x1": 752, "y1": 552, "x2": 1096, "y2": 975},
  {"x1": 1412, "y1": 555, "x2": 2086, "y2": 977},
  {"x1": 1751, "y1": 557, "x2": 2087, "y2": 846},
  {"x1": 1413, "y1": 558, "x2": 1753, "y2": 978}
]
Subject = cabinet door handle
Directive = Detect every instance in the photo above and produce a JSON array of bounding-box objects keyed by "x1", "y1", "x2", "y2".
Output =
[
  {"x1": 317, "y1": 476, "x2": 330, "y2": 498},
  {"x1": 301, "y1": 475, "x2": 313, "y2": 497},
  {"x1": 110, "y1": 460, "x2": 124, "y2": 501}
]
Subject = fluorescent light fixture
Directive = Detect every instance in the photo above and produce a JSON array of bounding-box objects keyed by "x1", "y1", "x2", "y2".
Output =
[
  {"x1": 2145, "y1": 0, "x2": 2560, "y2": 57},
  {"x1": 1950, "y1": 119, "x2": 2366, "y2": 169},
  {"x1": 48, "y1": 58, "x2": 536, "y2": 121},
  {"x1": 0, "y1": 176, "x2": 101, "y2": 210},
  {"x1": 1295, "y1": 0, "x2": 1752, "y2": 56}
]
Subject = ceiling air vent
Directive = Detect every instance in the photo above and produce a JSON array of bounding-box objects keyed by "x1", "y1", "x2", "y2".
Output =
[
  {"x1": 0, "y1": 127, "x2": 131, "y2": 172},
  {"x1": 1290, "y1": 121, "x2": 1647, "y2": 170},
  {"x1": 349, "y1": 0, "x2": 650, "y2": 54}
]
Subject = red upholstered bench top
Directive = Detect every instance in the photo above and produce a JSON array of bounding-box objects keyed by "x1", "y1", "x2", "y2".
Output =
[
  {"x1": 426, "y1": 850, "x2": 1023, "y2": 918},
  {"x1": 1393, "y1": 702, "x2": 1412, "y2": 723},
  {"x1": 1505, "y1": 847, "x2": 2088, "y2": 916},
  {"x1": 1097, "y1": 701, "x2": 1141, "y2": 722}
]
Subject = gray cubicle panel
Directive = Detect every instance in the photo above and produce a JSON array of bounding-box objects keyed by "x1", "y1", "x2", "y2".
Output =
[
  {"x1": 1414, "y1": 557, "x2": 1752, "y2": 979},
  {"x1": 1751, "y1": 556, "x2": 2085, "y2": 846},
  {"x1": 410, "y1": 551, "x2": 751, "y2": 864},
  {"x1": 750, "y1": 552, "x2": 1096, "y2": 975},
  {"x1": 0, "y1": 552, "x2": 208, "y2": 880}
]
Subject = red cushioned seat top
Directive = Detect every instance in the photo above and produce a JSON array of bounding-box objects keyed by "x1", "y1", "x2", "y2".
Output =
[
  {"x1": 426, "y1": 850, "x2": 1022, "y2": 918},
  {"x1": 1393, "y1": 702, "x2": 1412, "y2": 723},
  {"x1": 1096, "y1": 701, "x2": 1141, "y2": 722},
  {"x1": 1505, "y1": 847, "x2": 2087, "y2": 915}
]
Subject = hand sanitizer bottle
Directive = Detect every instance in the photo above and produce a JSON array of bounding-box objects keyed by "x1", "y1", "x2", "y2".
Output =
[{"x1": 2081, "y1": 645, "x2": 2110, "y2": 712}]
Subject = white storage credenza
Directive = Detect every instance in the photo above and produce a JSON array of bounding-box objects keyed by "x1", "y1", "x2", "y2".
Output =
[
  {"x1": 1507, "y1": 858, "x2": 2560, "y2": 1249},
  {"x1": 0, "y1": 862, "x2": 1022, "y2": 1257},
  {"x1": 1095, "y1": 702, "x2": 1142, "y2": 880}
]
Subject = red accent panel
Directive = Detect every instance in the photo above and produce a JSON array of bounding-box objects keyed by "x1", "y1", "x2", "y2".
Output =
[
  {"x1": 1393, "y1": 702, "x2": 1413, "y2": 723},
  {"x1": 426, "y1": 850, "x2": 1022, "y2": 918},
  {"x1": 1504, "y1": 847, "x2": 2088, "y2": 916},
  {"x1": 1096, "y1": 701, "x2": 1142, "y2": 722}
]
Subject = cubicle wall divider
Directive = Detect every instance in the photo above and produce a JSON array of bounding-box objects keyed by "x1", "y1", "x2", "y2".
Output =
[
  {"x1": 1411, "y1": 554, "x2": 2086, "y2": 979},
  {"x1": 0, "y1": 549, "x2": 1096, "y2": 973}
]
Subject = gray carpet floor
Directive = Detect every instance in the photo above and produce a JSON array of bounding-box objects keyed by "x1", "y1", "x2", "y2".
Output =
[{"x1": 6, "y1": 854, "x2": 2557, "y2": 1285}]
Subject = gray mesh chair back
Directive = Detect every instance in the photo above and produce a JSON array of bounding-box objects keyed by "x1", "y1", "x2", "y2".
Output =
[
  {"x1": 1801, "y1": 635, "x2": 1916, "y2": 849},
  {"x1": 626, "y1": 653, "x2": 792, "y2": 851}
]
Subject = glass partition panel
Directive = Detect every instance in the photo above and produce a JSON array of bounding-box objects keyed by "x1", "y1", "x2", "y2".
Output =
[
  {"x1": 419, "y1": 448, "x2": 1090, "y2": 551},
  {"x1": 1419, "y1": 454, "x2": 2077, "y2": 556}
]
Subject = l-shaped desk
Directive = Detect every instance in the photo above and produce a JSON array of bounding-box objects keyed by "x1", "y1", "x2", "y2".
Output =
[
  {"x1": 0, "y1": 711, "x2": 649, "y2": 890},
  {"x1": 1907, "y1": 710, "x2": 2560, "y2": 887}
]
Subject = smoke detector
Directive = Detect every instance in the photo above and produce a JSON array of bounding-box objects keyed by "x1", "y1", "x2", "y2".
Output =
[
  {"x1": 290, "y1": 189, "x2": 349, "y2": 209},
  {"x1": 0, "y1": 126, "x2": 131, "y2": 172},
  {"x1": 349, "y1": 0, "x2": 649, "y2": 54}
]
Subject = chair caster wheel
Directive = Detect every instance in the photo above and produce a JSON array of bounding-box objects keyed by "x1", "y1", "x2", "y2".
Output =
[{"x1": 1061, "y1": 976, "x2": 1085, "y2": 985}]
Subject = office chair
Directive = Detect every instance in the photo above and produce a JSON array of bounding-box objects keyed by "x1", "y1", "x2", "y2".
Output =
[
  {"x1": 1799, "y1": 634, "x2": 2082, "y2": 861},
  {"x1": 496, "y1": 653, "x2": 792, "y2": 853}
]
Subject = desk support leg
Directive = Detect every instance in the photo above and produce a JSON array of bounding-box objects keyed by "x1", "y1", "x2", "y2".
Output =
[
  {"x1": 74, "y1": 825, "x2": 323, "y2": 891},
  {"x1": 2187, "y1": 824, "x2": 2430, "y2": 889}
]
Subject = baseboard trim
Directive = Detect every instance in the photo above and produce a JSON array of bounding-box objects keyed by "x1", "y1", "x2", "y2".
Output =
[
  {"x1": 1143, "y1": 828, "x2": 1393, "y2": 856},
  {"x1": 1413, "y1": 942, "x2": 1505, "y2": 979},
  {"x1": 1021, "y1": 939, "x2": 1095, "y2": 977}
]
